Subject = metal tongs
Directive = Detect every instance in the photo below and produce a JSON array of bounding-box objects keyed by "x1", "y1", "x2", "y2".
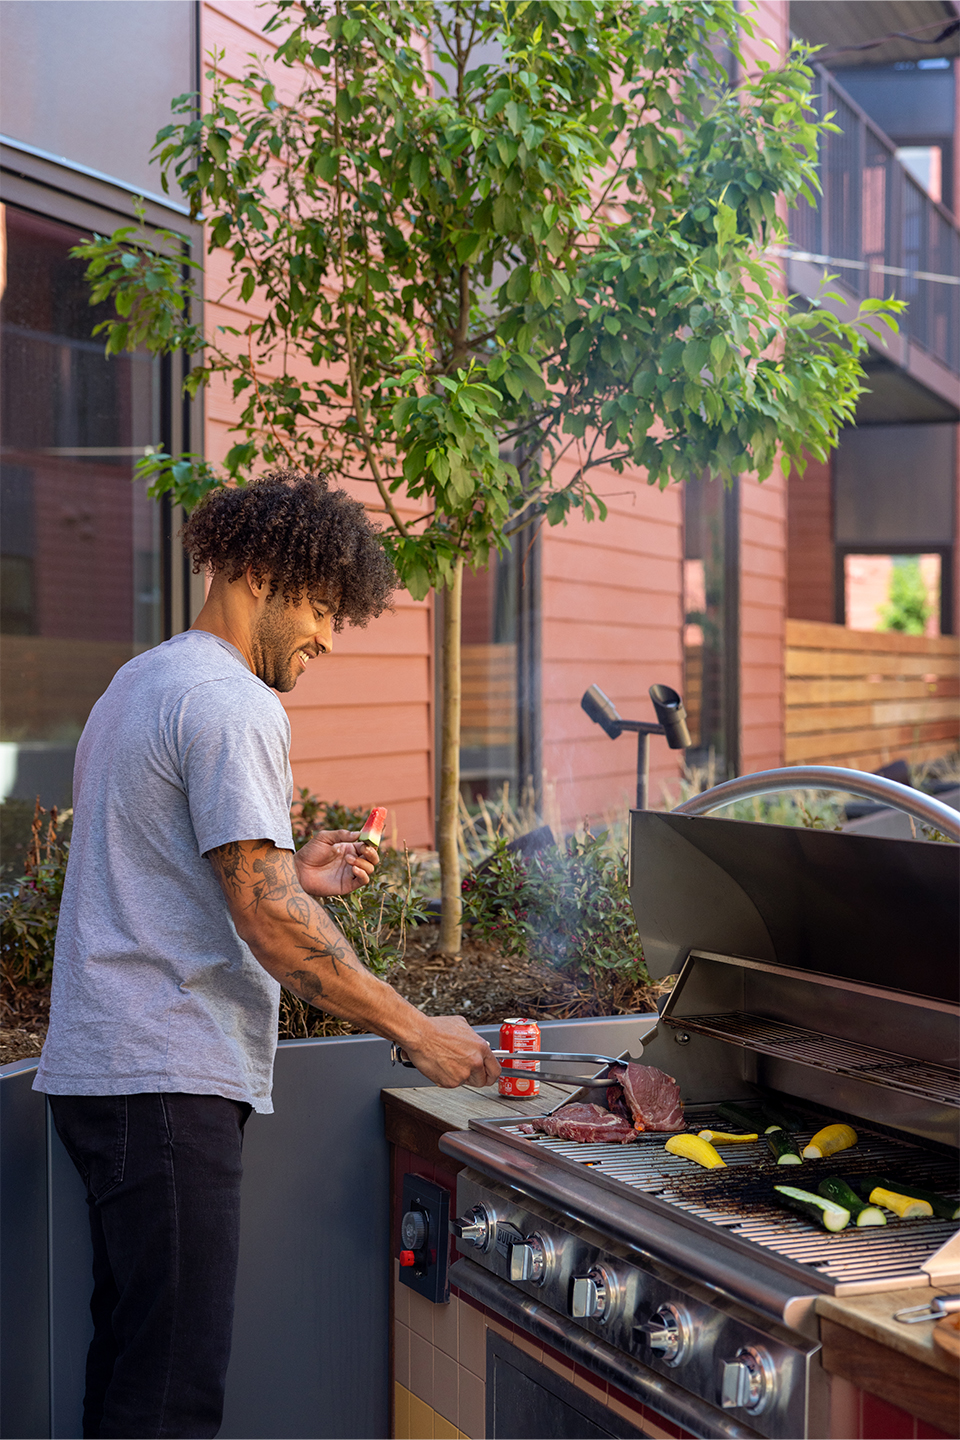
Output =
[
  {"x1": 894, "y1": 1294, "x2": 960, "y2": 1324},
  {"x1": 389, "y1": 1044, "x2": 628, "y2": 1086}
]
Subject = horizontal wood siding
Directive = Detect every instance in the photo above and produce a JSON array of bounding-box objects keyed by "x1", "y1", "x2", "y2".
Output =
[
  {"x1": 540, "y1": 458, "x2": 685, "y2": 823},
  {"x1": 784, "y1": 619, "x2": 960, "y2": 771}
]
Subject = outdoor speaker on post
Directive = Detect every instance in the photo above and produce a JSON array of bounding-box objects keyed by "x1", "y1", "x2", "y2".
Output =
[
  {"x1": 581, "y1": 684, "x2": 623, "y2": 739},
  {"x1": 648, "y1": 684, "x2": 692, "y2": 751}
]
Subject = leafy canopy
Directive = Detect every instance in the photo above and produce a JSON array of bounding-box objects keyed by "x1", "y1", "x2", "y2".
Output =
[{"x1": 73, "y1": 0, "x2": 900, "y2": 598}]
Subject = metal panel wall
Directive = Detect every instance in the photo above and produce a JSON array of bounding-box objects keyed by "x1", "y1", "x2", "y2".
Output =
[{"x1": 1, "y1": 1016, "x2": 651, "y2": 1440}]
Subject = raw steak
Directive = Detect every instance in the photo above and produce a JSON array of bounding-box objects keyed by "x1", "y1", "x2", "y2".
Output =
[
  {"x1": 519, "y1": 1103, "x2": 638, "y2": 1144},
  {"x1": 607, "y1": 1062, "x2": 685, "y2": 1131}
]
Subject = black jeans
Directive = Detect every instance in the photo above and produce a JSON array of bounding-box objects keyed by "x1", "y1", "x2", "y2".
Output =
[{"x1": 49, "y1": 1093, "x2": 251, "y2": 1440}]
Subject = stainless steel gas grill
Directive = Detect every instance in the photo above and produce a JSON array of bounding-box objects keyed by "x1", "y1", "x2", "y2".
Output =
[{"x1": 440, "y1": 771, "x2": 960, "y2": 1439}]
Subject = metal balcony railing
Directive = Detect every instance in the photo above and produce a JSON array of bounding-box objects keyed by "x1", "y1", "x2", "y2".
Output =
[{"x1": 788, "y1": 65, "x2": 960, "y2": 377}]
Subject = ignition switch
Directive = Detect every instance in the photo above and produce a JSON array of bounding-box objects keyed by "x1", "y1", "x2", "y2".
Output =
[{"x1": 398, "y1": 1174, "x2": 450, "y2": 1305}]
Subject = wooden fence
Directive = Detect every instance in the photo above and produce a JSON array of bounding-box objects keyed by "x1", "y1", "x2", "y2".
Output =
[
  {"x1": 784, "y1": 619, "x2": 959, "y2": 772},
  {"x1": 460, "y1": 643, "x2": 517, "y2": 749}
]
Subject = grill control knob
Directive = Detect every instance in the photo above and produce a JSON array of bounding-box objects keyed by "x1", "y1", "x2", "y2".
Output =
[
  {"x1": 720, "y1": 1346, "x2": 776, "y2": 1413},
  {"x1": 635, "y1": 1304, "x2": 692, "y2": 1366},
  {"x1": 571, "y1": 1266, "x2": 620, "y2": 1322},
  {"x1": 450, "y1": 1206, "x2": 494, "y2": 1252},
  {"x1": 400, "y1": 1210, "x2": 428, "y2": 1251},
  {"x1": 507, "y1": 1233, "x2": 547, "y2": 1285}
]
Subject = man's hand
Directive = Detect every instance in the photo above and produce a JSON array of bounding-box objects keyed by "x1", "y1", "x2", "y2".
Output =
[
  {"x1": 399, "y1": 1016, "x2": 501, "y2": 1090},
  {"x1": 294, "y1": 829, "x2": 378, "y2": 897}
]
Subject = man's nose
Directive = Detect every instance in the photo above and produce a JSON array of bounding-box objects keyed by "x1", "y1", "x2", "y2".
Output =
[{"x1": 317, "y1": 619, "x2": 334, "y2": 654}]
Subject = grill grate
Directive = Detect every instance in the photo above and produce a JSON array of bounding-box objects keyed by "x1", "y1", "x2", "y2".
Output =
[
  {"x1": 663, "y1": 1012, "x2": 960, "y2": 1107},
  {"x1": 501, "y1": 1103, "x2": 959, "y2": 1287}
]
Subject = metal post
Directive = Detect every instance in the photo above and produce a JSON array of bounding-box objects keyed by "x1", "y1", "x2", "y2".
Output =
[{"x1": 636, "y1": 731, "x2": 650, "y2": 811}]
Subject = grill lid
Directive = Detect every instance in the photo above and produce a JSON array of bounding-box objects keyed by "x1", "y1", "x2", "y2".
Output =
[{"x1": 629, "y1": 812, "x2": 958, "y2": 1003}]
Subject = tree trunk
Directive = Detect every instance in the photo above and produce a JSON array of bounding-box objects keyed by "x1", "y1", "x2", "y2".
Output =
[{"x1": 437, "y1": 556, "x2": 464, "y2": 957}]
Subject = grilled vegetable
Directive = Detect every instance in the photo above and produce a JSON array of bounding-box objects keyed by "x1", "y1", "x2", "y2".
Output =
[
  {"x1": 773, "y1": 1186, "x2": 850, "y2": 1232},
  {"x1": 717, "y1": 1102, "x2": 763, "y2": 1133},
  {"x1": 802, "y1": 1124, "x2": 858, "y2": 1160},
  {"x1": 756, "y1": 1094, "x2": 803, "y2": 1134},
  {"x1": 818, "y1": 1177, "x2": 886, "y2": 1227},
  {"x1": 697, "y1": 1129, "x2": 759, "y2": 1144},
  {"x1": 856, "y1": 1175, "x2": 959, "y2": 1221},
  {"x1": 766, "y1": 1129, "x2": 803, "y2": 1165},
  {"x1": 664, "y1": 1134, "x2": 726, "y2": 1169},
  {"x1": 868, "y1": 1186, "x2": 933, "y2": 1219}
]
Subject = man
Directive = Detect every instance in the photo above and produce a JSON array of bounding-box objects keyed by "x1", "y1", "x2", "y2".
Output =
[{"x1": 34, "y1": 471, "x2": 498, "y2": 1439}]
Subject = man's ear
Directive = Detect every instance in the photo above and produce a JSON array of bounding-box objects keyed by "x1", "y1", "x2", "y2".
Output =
[{"x1": 244, "y1": 566, "x2": 269, "y2": 600}]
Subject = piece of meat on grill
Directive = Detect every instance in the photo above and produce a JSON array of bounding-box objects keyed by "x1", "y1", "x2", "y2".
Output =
[
  {"x1": 607, "y1": 1062, "x2": 685, "y2": 1131},
  {"x1": 519, "y1": 1103, "x2": 639, "y2": 1144}
]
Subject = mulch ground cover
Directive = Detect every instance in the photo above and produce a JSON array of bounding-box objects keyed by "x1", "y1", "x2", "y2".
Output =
[{"x1": 2, "y1": 927, "x2": 666, "y2": 1060}]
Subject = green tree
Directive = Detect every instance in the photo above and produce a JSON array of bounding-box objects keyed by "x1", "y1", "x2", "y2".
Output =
[
  {"x1": 73, "y1": 0, "x2": 900, "y2": 955},
  {"x1": 880, "y1": 556, "x2": 931, "y2": 635}
]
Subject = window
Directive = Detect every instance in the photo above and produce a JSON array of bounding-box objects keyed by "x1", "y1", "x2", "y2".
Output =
[
  {"x1": 0, "y1": 204, "x2": 164, "y2": 807},
  {"x1": 682, "y1": 476, "x2": 739, "y2": 782}
]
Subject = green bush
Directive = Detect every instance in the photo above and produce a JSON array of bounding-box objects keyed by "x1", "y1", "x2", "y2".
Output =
[
  {"x1": 880, "y1": 556, "x2": 931, "y2": 636},
  {"x1": 461, "y1": 829, "x2": 649, "y2": 1014},
  {"x1": 0, "y1": 802, "x2": 71, "y2": 1019}
]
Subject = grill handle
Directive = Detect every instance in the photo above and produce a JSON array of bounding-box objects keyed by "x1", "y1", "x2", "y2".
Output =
[{"x1": 672, "y1": 764, "x2": 959, "y2": 842}]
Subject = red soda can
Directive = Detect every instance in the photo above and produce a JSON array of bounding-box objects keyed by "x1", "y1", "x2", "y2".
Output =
[{"x1": 499, "y1": 1018, "x2": 541, "y2": 1098}]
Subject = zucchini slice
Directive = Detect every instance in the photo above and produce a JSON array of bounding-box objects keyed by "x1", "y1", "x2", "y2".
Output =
[
  {"x1": 774, "y1": 1185, "x2": 850, "y2": 1231},
  {"x1": 717, "y1": 1102, "x2": 763, "y2": 1133},
  {"x1": 856, "y1": 1175, "x2": 959, "y2": 1221},
  {"x1": 818, "y1": 1177, "x2": 886, "y2": 1227},
  {"x1": 756, "y1": 1094, "x2": 803, "y2": 1134},
  {"x1": 766, "y1": 1130, "x2": 803, "y2": 1165}
]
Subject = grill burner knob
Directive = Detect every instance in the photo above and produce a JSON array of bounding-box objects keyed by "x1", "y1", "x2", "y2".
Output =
[
  {"x1": 720, "y1": 1345, "x2": 777, "y2": 1413},
  {"x1": 635, "y1": 1304, "x2": 692, "y2": 1366},
  {"x1": 507, "y1": 1234, "x2": 547, "y2": 1285},
  {"x1": 571, "y1": 1266, "x2": 619, "y2": 1322},
  {"x1": 450, "y1": 1206, "x2": 494, "y2": 1252}
]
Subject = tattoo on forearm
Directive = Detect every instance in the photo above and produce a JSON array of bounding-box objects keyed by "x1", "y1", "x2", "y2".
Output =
[{"x1": 207, "y1": 838, "x2": 361, "y2": 1007}]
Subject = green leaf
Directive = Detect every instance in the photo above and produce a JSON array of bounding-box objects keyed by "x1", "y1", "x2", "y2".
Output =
[
  {"x1": 485, "y1": 88, "x2": 511, "y2": 118},
  {"x1": 410, "y1": 152, "x2": 430, "y2": 192}
]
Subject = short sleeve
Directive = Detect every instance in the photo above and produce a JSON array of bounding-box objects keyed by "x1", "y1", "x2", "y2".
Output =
[{"x1": 168, "y1": 678, "x2": 296, "y2": 857}]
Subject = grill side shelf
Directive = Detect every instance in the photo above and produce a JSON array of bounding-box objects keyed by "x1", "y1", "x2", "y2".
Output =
[{"x1": 662, "y1": 1012, "x2": 960, "y2": 1108}]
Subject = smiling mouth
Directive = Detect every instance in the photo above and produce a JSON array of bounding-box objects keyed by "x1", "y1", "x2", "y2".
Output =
[{"x1": 296, "y1": 649, "x2": 312, "y2": 667}]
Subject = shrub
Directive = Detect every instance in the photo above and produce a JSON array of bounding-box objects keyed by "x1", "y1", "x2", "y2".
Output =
[
  {"x1": 461, "y1": 828, "x2": 650, "y2": 1015},
  {"x1": 0, "y1": 801, "x2": 70, "y2": 1022}
]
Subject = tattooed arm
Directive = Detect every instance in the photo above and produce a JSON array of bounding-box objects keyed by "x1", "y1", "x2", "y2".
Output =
[{"x1": 206, "y1": 838, "x2": 499, "y2": 1088}]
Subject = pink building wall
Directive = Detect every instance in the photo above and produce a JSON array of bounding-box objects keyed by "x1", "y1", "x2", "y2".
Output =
[{"x1": 200, "y1": 0, "x2": 796, "y2": 845}]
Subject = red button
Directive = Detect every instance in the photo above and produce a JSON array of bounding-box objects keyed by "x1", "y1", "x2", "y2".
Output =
[{"x1": 399, "y1": 1250, "x2": 416, "y2": 1267}]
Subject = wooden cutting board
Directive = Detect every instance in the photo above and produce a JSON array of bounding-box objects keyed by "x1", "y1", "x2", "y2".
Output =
[{"x1": 933, "y1": 1311, "x2": 960, "y2": 1360}]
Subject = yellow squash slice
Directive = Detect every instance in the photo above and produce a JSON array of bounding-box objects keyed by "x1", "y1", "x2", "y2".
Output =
[
  {"x1": 697, "y1": 1130, "x2": 759, "y2": 1144},
  {"x1": 801, "y1": 1124, "x2": 858, "y2": 1160},
  {"x1": 665, "y1": 1134, "x2": 726, "y2": 1169},
  {"x1": 868, "y1": 1187, "x2": 933, "y2": 1219}
]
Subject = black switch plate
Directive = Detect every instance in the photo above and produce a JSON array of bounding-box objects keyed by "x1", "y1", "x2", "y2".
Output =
[{"x1": 398, "y1": 1173, "x2": 450, "y2": 1305}]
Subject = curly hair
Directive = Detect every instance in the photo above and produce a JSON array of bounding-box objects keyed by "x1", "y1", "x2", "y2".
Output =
[{"x1": 181, "y1": 471, "x2": 396, "y2": 629}]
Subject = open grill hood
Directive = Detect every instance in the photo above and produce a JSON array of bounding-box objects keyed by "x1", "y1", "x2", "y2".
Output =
[{"x1": 628, "y1": 812, "x2": 959, "y2": 1003}]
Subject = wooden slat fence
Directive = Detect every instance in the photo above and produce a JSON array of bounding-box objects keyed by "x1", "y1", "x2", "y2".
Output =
[
  {"x1": 460, "y1": 643, "x2": 517, "y2": 749},
  {"x1": 785, "y1": 619, "x2": 959, "y2": 771}
]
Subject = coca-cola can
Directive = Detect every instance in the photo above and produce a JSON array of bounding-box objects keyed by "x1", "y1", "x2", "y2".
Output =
[{"x1": 499, "y1": 1018, "x2": 540, "y2": 1097}]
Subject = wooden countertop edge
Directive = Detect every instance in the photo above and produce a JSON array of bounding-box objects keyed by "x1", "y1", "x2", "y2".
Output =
[
  {"x1": 816, "y1": 1293, "x2": 959, "y2": 1379},
  {"x1": 819, "y1": 1316, "x2": 959, "y2": 1434}
]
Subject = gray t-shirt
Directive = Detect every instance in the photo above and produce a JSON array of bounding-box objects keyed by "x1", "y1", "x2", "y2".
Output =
[{"x1": 34, "y1": 630, "x2": 295, "y2": 1113}]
